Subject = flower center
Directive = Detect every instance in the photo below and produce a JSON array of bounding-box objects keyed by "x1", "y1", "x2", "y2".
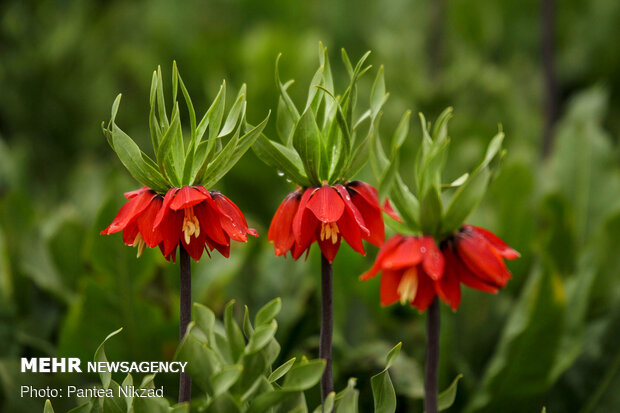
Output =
[
  {"x1": 133, "y1": 233, "x2": 146, "y2": 258},
  {"x1": 397, "y1": 267, "x2": 419, "y2": 305},
  {"x1": 319, "y1": 222, "x2": 339, "y2": 244},
  {"x1": 182, "y1": 207, "x2": 201, "y2": 244}
]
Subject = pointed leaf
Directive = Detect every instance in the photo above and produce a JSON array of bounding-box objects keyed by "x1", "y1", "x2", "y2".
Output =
[
  {"x1": 293, "y1": 109, "x2": 322, "y2": 185},
  {"x1": 94, "y1": 327, "x2": 123, "y2": 389}
]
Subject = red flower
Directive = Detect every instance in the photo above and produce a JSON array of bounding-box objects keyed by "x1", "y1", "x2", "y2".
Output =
[
  {"x1": 438, "y1": 225, "x2": 520, "y2": 308},
  {"x1": 268, "y1": 181, "x2": 390, "y2": 263},
  {"x1": 360, "y1": 234, "x2": 445, "y2": 311},
  {"x1": 101, "y1": 187, "x2": 162, "y2": 258},
  {"x1": 102, "y1": 185, "x2": 257, "y2": 262}
]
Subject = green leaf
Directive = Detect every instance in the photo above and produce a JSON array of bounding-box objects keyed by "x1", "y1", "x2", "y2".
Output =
[
  {"x1": 205, "y1": 393, "x2": 241, "y2": 413},
  {"x1": 371, "y1": 370, "x2": 396, "y2": 413},
  {"x1": 275, "y1": 54, "x2": 300, "y2": 123},
  {"x1": 341, "y1": 48, "x2": 354, "y2": 78},
  {"x1": 252, "y1": 135, "x2": 311, "y2": 186},
  {"x1": 148, "y1": 73, "x2": 162, "y2": 153},
  {"x1": 243, "y1": 305, "x2": 255, "y2": 338},
  {"x1": 335, "y1": 378, "x2": 359, "y2": 413},
  {"x1": 255, "y1": 297, "x2": 282, "y2": 326},
  {"x1": 440, "y1": 168, "x2": 490, "y2": 236},
  {"x1": 156, "y1": 102, "x2": 181, "y2": 173},
  {"x1": 219, "y1": 85, "x2": 246, "y2": 138},
  {"x1": 67, "y1": 402, "x2": 94, "y2": 413},
  {"x1": 342, "y1": 134, "x2": 370, "y2": 179},
  {"x1": 109, "y1": 122, "x2": 170, "y2": 192},
  {"x1": 306, "y1": 65, "x2": 325, "y2": 114},
  {"x1": 420, "y1": 185, "x2": 443, "y2": 236},
  {"x1": 292, "y1": 108, "x2": 323, "y2": 185},
  {"x1": 174, "y1": 324, "x2": 222, "y2": 392},
  {"x1": 442, "y1": 173, "x2": 469, "y2": 189},
  {"x1": 378, "y1": 156, "x2": 399, "y2": 202},
  {"x1": 269, "y1": 357, "x2": 297, "y2": 383},
  {"x1": 391, "y1": 175, "x2": 420, "y2": 230},
  {"x1": 225, "y1": 300, "x2": 246, "y2": 362},
  {"x1": 200, "y1": 111, "x2": 270, "y2": 188},
  {"x1": 437, "y1": 374, "x2": 463, "y2": 411},
  {"x1": 44, "y1": 400, "x2": 54, "y2": 413},
  {"x1": 196, "y1": 80, "x2": 225, "y2": 155},
  {"x1": 276, "y1": 79, "x2": 297, "y2": 145},
  {"x1": 282, "y1": 360, "x2": 326, "y2": 391},
  {"x1": 370, "y1": 65, "x2": 387, "y2": 117},
  {"x1": 392, "y1": 110, "x2": 411, "y2": 151},
  {"x1": 193, "y1": 303, "x2": 215, "y2": 343},
  {"x1": 386, "y1": 342, "x2": 402, "y2": 369},
  {"x1": 94, "y1": 327, "x2": 123, "y2": 390},
  {"x1": 156, "y1": 66, "x2": 169, "y2": 129},
  {"x1": 246, "y1": 323, "x2": 277, "y2": 354},
  {"x1": 103, "y1": 379, "x2": 127, "y2": 413},
  {"x1": 431, "y1": 107, "x2": 453, "y2": 144},
  {"x1": 313, "y1": 392, "x2": 335, "y2": 413},
  {"x1": 211, "y1": 365, "x2": 243, "y2": 396}
]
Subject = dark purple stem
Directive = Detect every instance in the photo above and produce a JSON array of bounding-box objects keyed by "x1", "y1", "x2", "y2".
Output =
[
  {"x1": 425, "y1": 297, "x2": 440, "y2": 413},
  {"x1": 320, "y1": 253, "x2": 334, "y2": 405},
  {"x1": 178, "y1": 246, "x2": 192, "y2": 404}
]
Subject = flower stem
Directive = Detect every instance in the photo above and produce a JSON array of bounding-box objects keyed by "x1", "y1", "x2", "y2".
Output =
[
  {"x1": 178, "y1": 246, "x2": 192, "y2": 404},
  {"x1": 425, "y1": 297, "x2": 440, "y2": 413},
  {"x1": 319, "y1": 253, "x2": 334, "y2": 404}
]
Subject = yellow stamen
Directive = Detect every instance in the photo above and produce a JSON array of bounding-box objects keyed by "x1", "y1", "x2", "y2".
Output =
[
  {"x1": 320, "y1": 222, "x2": 340, "y2": 245},
  {"x1": 397, "y1": 267, "x2": 419, "y2": 305},
  {"x1": 133, "y1": 233, "x2": 146, "y2": 258},
  {"x1": 182, "y1": 207, "x2": 201, "y2": 245}
]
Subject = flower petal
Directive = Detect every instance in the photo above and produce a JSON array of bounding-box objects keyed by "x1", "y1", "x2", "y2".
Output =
[
  {"x1": 383, "y1": 199, "x2": 402, "y2": 222},
  {"x1": 382, "y1": 236, "x2": 423, "y2": 270},
  {"x1": 360, "y1": 234, "x2": 403, "y2": 280},
  {"x1": 337, "y1": 208, "x2": 365, "y2": 256},
  {"x1": 269, "y1": 191, "x2": 301, "y2": 256},
  {"x1": 293, "y1": 188, "x2": 320, "y2": 250},
  {"x1": 101, "y1": 190, "x2": 155, "y2": 235},
  {"x1": 122, "y1": 221, "x2": 139, "y2": 246},
  {"x1": 137, "y1": 197, "x2": 163, "y2": 247},
  {"x1": 349, "y1": 188, "x2": 384, "y2": 246},
  {"x1": 420, "y1": 236, "x2": 444, "y2": 280},
  {"x1": 153, "y1": 188, "x2": 178, "y2": 229},
  {"x1": 411, "y1": 272, "x2": 436, "y2": 312},
  {"x1": 195, "y1": 201, "x2": 229, "y2": 246},
  {"x1": 159, "y1": 210, "x2": 183, "y2": 257},
  {"x1": 443, "y1": 246, "x2": 499, "y2": 293},
  {"x1": 380, "y1": 270, "x2": 403, "y2": 306},
  {"x1": 170, "y1": 186, "x2": 209, "y2": 211},
  {"x1": 211, "y1": 191, "x2": 252, "y2": 242},
  {"x1": 334, "y1": 185, "x2": 369, "y2": 237},
  {"x1": 468, "y1": 225, "x2": 520, "y2": 260},
  {"x1": 182, "y1": 227, "x2": 207, "y2": 261},
  {"x1": 124, "y1": 186, "x2": 150, "y2": 199},
  {"x1": 317, "y1": 233, "x2": 342, "y2": 263},
  {"x1": 456, "y1": 228, "x2": 511, "y2": 286},
  {"x1": 346, "y1": 181, "x2": 381, "y2": 211},
  {"x1": 306, "y1": 186, "x2": 345, "y2": 222},
  {"x1": 435, "y1": 250, "x2": 462, "y2": 311}
]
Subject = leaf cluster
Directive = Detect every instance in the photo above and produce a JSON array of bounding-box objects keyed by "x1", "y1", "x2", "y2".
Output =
[
  {"x1": 101, "y1": 63, "x2": 270, "y2": 193},
  {"x1": 253, "y1": 43, "x2": 388, "y2": 187}
]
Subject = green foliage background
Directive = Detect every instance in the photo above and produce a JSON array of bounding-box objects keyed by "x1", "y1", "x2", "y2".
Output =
[{"x1": 1, "y1": 0, "x2": 620, "y2": 412}]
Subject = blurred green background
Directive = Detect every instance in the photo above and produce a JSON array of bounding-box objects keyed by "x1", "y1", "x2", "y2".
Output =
[{"x1": 1, "y1": 0, "x2": 620, "y2": 412}]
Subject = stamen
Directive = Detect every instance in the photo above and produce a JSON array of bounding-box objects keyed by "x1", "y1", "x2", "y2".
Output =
[
  {"x1": 133, "y1": 233, "x2": 146, "y2": 258},
  {"x1": 397, "y1": 267, "x2": 419, "y2": 305},
  {"x1": 182, "y1": 207, "x2": 201, "y2": 244},
  {"x1": 320, "y1": 222, "x2": 340, "y2": 245}
]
